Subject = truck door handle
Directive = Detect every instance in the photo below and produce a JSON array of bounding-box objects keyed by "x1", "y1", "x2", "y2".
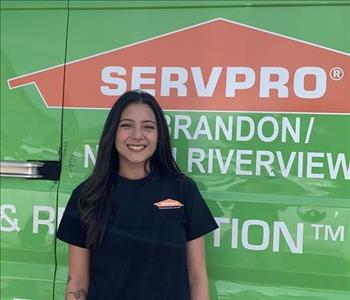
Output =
[{"x1": 0, "y1": 160, "x2": 61, "y2": 180}]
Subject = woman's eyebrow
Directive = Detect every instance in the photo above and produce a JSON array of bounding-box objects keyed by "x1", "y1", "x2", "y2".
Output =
[
  {"x1": 119, "y1": 119, "x2": 156, "y2": 124},
  {"x1": 142, "y1": 120, "x2": 156, "y2": 125}
]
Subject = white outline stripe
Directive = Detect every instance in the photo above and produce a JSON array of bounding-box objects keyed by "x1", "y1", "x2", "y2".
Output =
[
  {"x1": 222, "y1": 18, "x2": 350, "y2": 56},
  {"x1": 7, "y1": 17, "x2": 350, "y2": 85},
  {"x1": 6, "y1": 17, "x2": 350, "y2": 116},
  {"x1": 57, "y1": 106, "x2": 350, "y2": 116},
  {"x1": 7, "y1": 81, "x2": 60, "y2": 109}
]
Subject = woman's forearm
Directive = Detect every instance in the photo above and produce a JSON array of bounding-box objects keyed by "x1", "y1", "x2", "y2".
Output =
[
  {"x1": 66, "y1": 245, "x2": 90, "y2": 300},
  {"x1": 189, "y1": 275, "x2": 210, "y2": 300},
  {"x1": 66, "y1": 275, "x2": 89, "y2": 300},
  {"x1": 187, "y1": 237, "x2": 211, "y2": 300}
]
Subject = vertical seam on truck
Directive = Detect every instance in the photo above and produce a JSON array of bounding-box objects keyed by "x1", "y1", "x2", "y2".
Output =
[{"x1": 53, "y1": 1, "x2": 70, "y2": 299}]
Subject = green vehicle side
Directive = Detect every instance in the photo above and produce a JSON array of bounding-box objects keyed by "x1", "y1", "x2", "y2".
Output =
[{"x1": 1, "y1": 1, "x2": 349, "y2": 299}]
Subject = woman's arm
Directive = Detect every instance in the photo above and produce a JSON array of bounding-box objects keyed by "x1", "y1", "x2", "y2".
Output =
[
  {"x1": 66, "y1": 244, "x2": 90, "y2": 300},
  {"x1": 186, "y1": 237, "x2": 210, "y2": 300}
]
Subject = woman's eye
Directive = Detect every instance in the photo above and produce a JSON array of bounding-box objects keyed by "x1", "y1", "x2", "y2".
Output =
[{"x1": 120, "y1": 123, "x2": 131, "y2": 127}]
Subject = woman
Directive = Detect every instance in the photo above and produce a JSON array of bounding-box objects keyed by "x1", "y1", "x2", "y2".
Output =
[{"x1": 57, "y1": 90, "x2": 218, "y2": 300}]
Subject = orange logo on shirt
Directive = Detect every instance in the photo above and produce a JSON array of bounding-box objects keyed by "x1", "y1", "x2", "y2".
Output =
[{"x1": 154, "y1": 199, "x2": 184, "y2": 209}]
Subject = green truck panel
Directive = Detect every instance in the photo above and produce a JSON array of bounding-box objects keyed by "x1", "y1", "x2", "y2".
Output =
[{"x1": 1, "y1": 1, "x2": 349, "y2": 299}]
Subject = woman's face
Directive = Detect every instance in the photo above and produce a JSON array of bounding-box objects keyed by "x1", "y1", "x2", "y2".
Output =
[{"x1": 115, "y1": 103, "x2": 158, "y2": 173}]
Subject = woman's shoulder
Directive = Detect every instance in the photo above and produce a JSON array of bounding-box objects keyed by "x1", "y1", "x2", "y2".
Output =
[
  {"x1": 160, "y1": 171, "x2": 198, "y2": 190},
  {"x1": 69, "y1": 178, "x2": 90, "y2": 198},
  {"x1": 73, "y1": 180, "x2": 87, "y2": 192}
]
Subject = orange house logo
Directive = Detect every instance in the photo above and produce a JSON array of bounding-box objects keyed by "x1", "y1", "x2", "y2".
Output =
[
  {"x1": 8, "y1": 18, "x2": 350, "y2": 114},
  {"x1": 154, "y1": 199, "x2": 184, "y2": 209}
]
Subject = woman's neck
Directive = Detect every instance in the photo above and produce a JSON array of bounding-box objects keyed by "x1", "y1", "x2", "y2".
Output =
[{"x1": 118, "y1": 163, "x2": 151, "y2": 180}]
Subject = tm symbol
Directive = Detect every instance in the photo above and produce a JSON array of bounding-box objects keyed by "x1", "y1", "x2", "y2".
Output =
[{"x1": 311, "y1": 224, "x2": 344, "y2": 242}]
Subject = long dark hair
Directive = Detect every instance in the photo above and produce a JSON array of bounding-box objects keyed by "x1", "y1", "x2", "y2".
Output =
[{"x1": 79, "y1": 90, "x2": 182, "y2": 249}]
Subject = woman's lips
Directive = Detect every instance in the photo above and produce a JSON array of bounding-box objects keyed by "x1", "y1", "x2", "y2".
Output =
[{"x1": 127, "y1": 145, "x2": 147, "y2": 152}]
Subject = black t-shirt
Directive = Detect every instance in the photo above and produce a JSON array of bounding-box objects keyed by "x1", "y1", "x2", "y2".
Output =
[{"x1": 56, "y1": 170, "x2": 218, "y2": 300}]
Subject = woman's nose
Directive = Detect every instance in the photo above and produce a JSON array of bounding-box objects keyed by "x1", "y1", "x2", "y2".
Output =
[{"x1": 132, "y1": 127, "x2": 144, "y2": 139}]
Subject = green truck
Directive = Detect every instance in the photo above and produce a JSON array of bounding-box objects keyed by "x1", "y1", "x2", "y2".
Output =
[{"x1": 1, "y1": 1, "x2": 349, "y2": 299}]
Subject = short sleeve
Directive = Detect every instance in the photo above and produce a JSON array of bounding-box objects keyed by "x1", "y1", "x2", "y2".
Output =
[
  {"x1": 56, "y1": 184, "x2": 87, "y2": 248},
  {"x1": 184, "y1": 179, "x2": 218, "y2": 241}
]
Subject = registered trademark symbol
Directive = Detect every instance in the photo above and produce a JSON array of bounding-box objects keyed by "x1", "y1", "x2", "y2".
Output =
[{"x1": 329, "y1": 67, "x2": 344, "y2": 81}]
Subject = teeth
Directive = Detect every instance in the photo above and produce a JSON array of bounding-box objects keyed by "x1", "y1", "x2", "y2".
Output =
[{"x1": 128, "y1": 145, "x2": 145, "y2": 150}]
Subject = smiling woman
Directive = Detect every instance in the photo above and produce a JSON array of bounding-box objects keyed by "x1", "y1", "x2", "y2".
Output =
[
  {"x1": 115, "y1": 102, "x2": 158, "y2": 179},
  {"x1": 56, "y1": 90, "x2": 218, "y2": 300}
]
